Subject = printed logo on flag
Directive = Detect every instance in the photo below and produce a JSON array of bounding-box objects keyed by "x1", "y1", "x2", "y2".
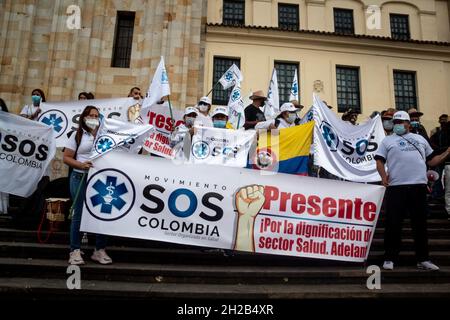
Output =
[
  {"x1": 85, "y1": 169, "x2": 136, "y2": 221},
  {"x1": 320, "y1": 121, "x2": 339, "y2": 152},
  {"x1": 291, "y1": 82, "x2": 298, "y2": 95},
  {"x1": 95, "y1": 135, "x2": 116, "y2": 154},
  {"x1": 192, "y1": 141, "x2": 210, "y2": 159},
  {"x1": 161, "y1": 69, "x2": 169, "y2": 84},
  {"x1": 38, "y1": 110, "x2": 68, "y2": 138},
  {"x1": 231, "y1": 88, "x2": 240, "y2": 102},
  {"x1": 224, "y1": 70, "x2": 234, "y2": 82},
  {"x1": 252, "y1": 147, "x2": 278, "y2": 171}
]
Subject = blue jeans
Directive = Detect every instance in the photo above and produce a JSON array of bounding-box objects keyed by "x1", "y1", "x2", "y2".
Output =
[{"x1": 69, "y1": 171, "x2": 107, "y2": 251}]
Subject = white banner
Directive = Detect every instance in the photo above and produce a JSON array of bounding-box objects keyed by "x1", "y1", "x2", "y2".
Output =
[
  {"x1": 141, "y1": 103, "x2": 184, "y2": 159},
  {"x1": 227, "y1": 81, "x2": 246, "y2": 129},
  {"x1": 81, "y1": 152, "x2": 385, "y2": 262},
  {"x1": 189, "y1": 127, "x2": 256, "y2": 167},
  {"x1": 90, "y1": 118, "x2": 153, "y2": 159},
  {"x1": 265, "y1": 68, "x2": 279, "y2": 120},
  {"x1": 38, "y1": 98, "x2": 135, "y2": 147},
  {"x1": 312, "y1": 93, "x2": 385, "y2": 182},
  {"x1": 142, "y1": 56, "x2": 171, "y2": 110},
  {"x1": 0, "y1": 111, "x2": 56, "y2": 197}
]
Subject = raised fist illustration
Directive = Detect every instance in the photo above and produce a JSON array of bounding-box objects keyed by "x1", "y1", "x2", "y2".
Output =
[{"x1": 235, "y1": 185, "x2": 265, "y2": 219}]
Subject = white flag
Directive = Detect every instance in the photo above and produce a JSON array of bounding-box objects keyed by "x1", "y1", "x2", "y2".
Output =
[
  {"x1": 219, "y1": 64, "x2": 243, "y2": 90},
  {"x1": 227, "y1": 81, "x2": 246, "y2": 129},
  {"x1": 142, "y1": 56, "x2": 171, "y2": 110},
  {"x1": 289, "y1": 69, "x2": 299, "y2": 102},
  {"x1": 0, "y1": 111, "x2": 56, "y2": 197},
  {"x1": 312, "y1": 93, "x2": 385, "y2": 182},
  {"x1": 264, "y1": 68, "x2": 279, "y2": 120},
  {"x1": 90, "y1": 118, "x2": 153, "y2": 159}
]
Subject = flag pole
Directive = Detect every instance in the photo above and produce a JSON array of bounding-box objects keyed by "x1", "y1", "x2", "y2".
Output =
[{"x1": 206, "y1": 81, "x2": 221, "y2": 97}]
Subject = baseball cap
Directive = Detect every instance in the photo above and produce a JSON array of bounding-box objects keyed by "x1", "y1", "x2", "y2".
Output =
[
  {"x1": 199, "y1": 96, "x2": 212, "y2": 105},
  {"x1": 393, "y1": 111, "x2": 410, "y2": 122},
  {"x1": 212, "y1": 106, "x2": 229, "y2": 117},
  {"x1": 279, "y1": 102, "x2": 297, "y2": 113},
  {"x1": 184, "y1": 106, "x2": 199, "y2": 116}
]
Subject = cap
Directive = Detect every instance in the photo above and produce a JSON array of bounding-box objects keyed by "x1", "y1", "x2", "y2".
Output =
[
  {"x1": 212, "y1": 106, "x2": 229, "y2": 117},
  {"x1": 393, "y1": 110, "x2": 410, "y2": 122},
  {"x1": 279, "y1": 102, "x2": 297, "y2": 113},
  {"x1": 184, "y1": 106, "x2": 199, "y2": 116},
  {"x1": 382, "y1": 108, "x2": 396, "y2": 120},
  {"x1": 407, "y1": 108, "x2": 423, "y2": 117},
  {"x1": 199, "y1": 96, "x2": 212, "y2": 105}
]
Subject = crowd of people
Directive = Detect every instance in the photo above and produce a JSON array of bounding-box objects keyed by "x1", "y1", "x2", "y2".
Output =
[{"x1": 1, "y1": 87, "x2": 449, "y2": 272}]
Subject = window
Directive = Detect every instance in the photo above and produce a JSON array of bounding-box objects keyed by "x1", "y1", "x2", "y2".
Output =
[
  {"x1": 212, "y1": 57, "x2": 241, "y2": 105},
  {"x1": 223, "y1": 0, "x2": 245, "y2": 26},
  {"x1": 333, "y1": 8, "x2": 354, "y2": 35},
  {"x1": 274, "y1": 62, "x2": 299, "y2": 105},
  {"x1": 390, "y1": 14, "x2": 410, "y2": 40},
  {"x1": 393, "y1": 71, "x2": 417, "y2": 111},
  {"x1": 111, "y1": 11, "x2": 135, "y2": 68},
  {"x1": 336, "y1": 66, "x2": 361, "y2": 113},
  {"x1": 278, "y1": 3, "x2": 299, "y2": 30}
]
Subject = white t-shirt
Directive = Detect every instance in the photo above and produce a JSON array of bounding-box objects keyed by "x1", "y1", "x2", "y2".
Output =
[
  {"x1": 194, "y1": 113, "x2": 213, "y2": 128},
  {"x1": 20, "y1": 105, "x2": 40, "y2": 120},
  {"x1": 65, "y1": 130, "x2": 95, "y2": 172},
  {"x1": 376, "y1": 132, "x2": 433, "y2": 186}
]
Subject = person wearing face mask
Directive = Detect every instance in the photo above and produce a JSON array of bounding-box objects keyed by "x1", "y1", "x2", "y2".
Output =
[
  {"x1": 170, "y1": 107, "x2": 199, "y2": 160},
  {"x1": 381, "y1": 108, "x2": 395, "y2": 135},
  {"x1": 375, "y1": 111, "x2": 450, "y2": 271},
  {"x1": 211, "y1": 107, "x2": 230, "y2": 129},
  {"x1": 63, "y1": 106, "x2": 112, "y2": 266},
  {"x1": 255, "y1": 102, "x2": 298, "y2": 130},
  {"x1": 244, "y1": 90, "x2": 267, "y2": 130},
  {"x1": 430, "y1": 114, "x2": 449, "y2": 203},
  {"x1": 194, "y1": 96, "x2": 214, "y2": 128},
  {"x1": 407, "y1": 108, "x2": 430, "y2": 142},
  {"x1": 20, "y1": 89, "x2": 46, "y2": 121}
]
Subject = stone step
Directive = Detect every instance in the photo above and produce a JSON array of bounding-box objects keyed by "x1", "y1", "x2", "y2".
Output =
[
  {"x1": 0, "y1": 257, "x2": 448, "y2": 285},
  {"x1": 0, "y1": 277, "x2": 449, "y2": 300},
  {"x1": 1, "y1": 241, "x2": 450, "y2": 267}
]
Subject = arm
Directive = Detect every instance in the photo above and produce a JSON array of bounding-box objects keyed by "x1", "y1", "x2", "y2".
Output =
[
  {"x1": 63, "y1": 148, "x2": 92, "y2": 171},
  {"x1": 427, "y1": 147, "x2": 450, "y2": 167},
  {"x1": 375, "y1": 158, "x2": 389, "y2": 187},
  {"x1": 255, "y1": 119, "x2": 276, "y2": 130}
]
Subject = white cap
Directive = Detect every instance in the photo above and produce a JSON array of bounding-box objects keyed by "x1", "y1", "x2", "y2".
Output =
[
  {"x1": 212, "y1": 106, "x2": 229, "y2": 117},
  {"x1": 199, "y1": 96, "x2": 212, "y2": 105},
  {"x1": 393, "y1": 111, "x2": 410, "y2": 122},
  {"x1": 184, "y1": 106, "x2": 199, "y2": 116},
  {"x1": 279, "y1": 102, "x2": 297, "y2": 113}
]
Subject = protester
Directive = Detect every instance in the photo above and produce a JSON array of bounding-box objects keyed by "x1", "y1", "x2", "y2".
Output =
[
  {"x1": 375, "y1": 111, "x2": 450, "y2": 271},
  {"x1": 290, "y1": 100, "x2": 304, "y2": 124},
  {"x1": 20, "y1": 88, "x2": 46, "y2": 120},
  {"x1": 408, "y1": 108, "x2": 430, "y2": 142},
  {"x1": 341, "y1": 108, "x2": 358, "y2": 125},
  {"x1": 170, "y1": 106, "x2": 198, "y2": 160},
  {"x1": 63, "y1": 106, "x2": 112, "y2": 265},
  {"x1": 430, "y1": 114, "x2": 450, "y2": 204},
  {"x1": 78, "y1": 92, "x2": 95, "y2": 100},
  {"x1": 381, "y1": 108, "x2": 395, "y2": 135},
  {"x1": 244, "y1": 90, "x2": 267, "y2": 130},
  {"x1": 430, "y1": 114, "x2": 448, "y2": 137},
  {"x1": 255, "y1": 102, "x2": 298, "y2": 129},
  {"x1": 211, "y1": 106, "x2": 230, "y2": 129},
  {"x1": 194, "y1": 96, "x2": 213, "y2": 127},
  {"x1": 127, "y1": 87, "x2": 143, "y2": 123}
]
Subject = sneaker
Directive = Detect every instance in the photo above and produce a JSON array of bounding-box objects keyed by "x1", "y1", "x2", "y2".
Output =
[
  {"x1": 417, "y1": 261, "x2": 439, "y2": 271},
  {"x1": 91, "y1": 249, "x2": 112, "y2": 265},
  {"x1": 383, "y1": 260, "x2": 394, "y2": 270},
  {"x1": 68, "y1": 249, "x2": 85, "y2": 265}
]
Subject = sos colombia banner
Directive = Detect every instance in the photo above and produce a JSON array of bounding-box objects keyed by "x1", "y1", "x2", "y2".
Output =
[{"x1": 81, "y1": 151, "x2": 385, "y2": 262}]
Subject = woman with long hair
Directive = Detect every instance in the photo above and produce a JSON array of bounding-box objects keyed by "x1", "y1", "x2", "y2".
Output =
[
  {"x1": 20, "y1": 88, "x2": 46, "y2": 120},
  {"x1": 63, "y1": 106, "x2": 112, "y2": 265}
]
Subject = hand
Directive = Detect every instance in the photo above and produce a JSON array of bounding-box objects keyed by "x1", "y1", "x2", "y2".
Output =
[
  {"x1": 235, "y1": 185, "x2": 265, "y2": 219},
  {"x1": 382, "y1": 175, "x2": 389, "y2": 187},
  {"x1": 79, "y1": 161, "x2": 93, "y2": 170},
  {"x1": 268, "y1": 123, "x2": 277, "y2": 130}
]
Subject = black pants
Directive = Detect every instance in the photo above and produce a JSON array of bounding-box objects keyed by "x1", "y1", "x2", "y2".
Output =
[{"x1": 384, "y1": 184, "x2": 429, "y2": 262}]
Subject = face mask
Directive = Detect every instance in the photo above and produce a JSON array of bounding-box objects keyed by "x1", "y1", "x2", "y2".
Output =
[
  {"x1": 393, "y1": 124, "x2": 406, "y2": 136},
  {"x1": 410, "y1": 121, "x2": 420, "y2": 128},
  {"x1": 31, "y1": 95, "x2": 41, "y2": 105},
  {"x1": 213, "y1": 120, "x2": 227, "y2": 128},
  {"x1": 286, "y1": 113, "x2": 297, "y2": 124},
  {"x1": 383, "y1": 120, "x2": 394, "y2": 131},
  {"x1": 84, "y1": 118, "x2": 100, "y2": 130},
  {"x1": 198, "y1": 104, "x2": 209, "y2": 113},
  {"x1": 185, "y1": 117, "x2": 196, "y2": 127}
]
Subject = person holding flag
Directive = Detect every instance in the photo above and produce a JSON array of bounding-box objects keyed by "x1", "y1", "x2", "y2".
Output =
[
  {"x1": 195, "y1": 96, "x2": 213, "y2": 128},
  {"x1": 63, "y1": 106, "x2": 112, "y2": 266}
]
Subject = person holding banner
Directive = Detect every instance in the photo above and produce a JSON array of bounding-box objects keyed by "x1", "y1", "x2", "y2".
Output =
[
  {"x1": 170, "y1": 107, "x2": 198, "y2": 160},
  {"x1": 63, "y1": 106, "x2": 112, "y2": 265},
  {"x1": 20, "y1": 89, "x2": 46, "y2": 121},
  {"x1": 211, "y1": 106, "x2": 230, "y2": 129},
  {"x1": 255, "y1": 102, "x2": 299, "y2": 130},
  {"x1": 375, "y1": 111, "x2": 450, "y2": 271},
  {"x1": 194, "y1": 96, "x2": 213, "y2": 128}
]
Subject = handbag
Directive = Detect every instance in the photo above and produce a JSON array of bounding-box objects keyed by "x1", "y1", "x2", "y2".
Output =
[{"x1": 37, "y1": 198, "x2": 70, "y2": 243}]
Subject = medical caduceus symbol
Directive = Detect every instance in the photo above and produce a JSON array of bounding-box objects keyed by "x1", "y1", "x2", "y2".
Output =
[{"x1": 103, "y1": 183, "x2": 117, "y2": 205}]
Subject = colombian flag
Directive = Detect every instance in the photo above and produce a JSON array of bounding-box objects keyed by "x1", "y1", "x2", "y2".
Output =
[{"x1": 249, "y1": 121, "x2": 314, "y2": 175}]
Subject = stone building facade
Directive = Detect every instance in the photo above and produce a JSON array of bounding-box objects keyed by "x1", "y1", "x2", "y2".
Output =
[{"x1": 0, "y1": 0, "x2": 207, "y2": 114}]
